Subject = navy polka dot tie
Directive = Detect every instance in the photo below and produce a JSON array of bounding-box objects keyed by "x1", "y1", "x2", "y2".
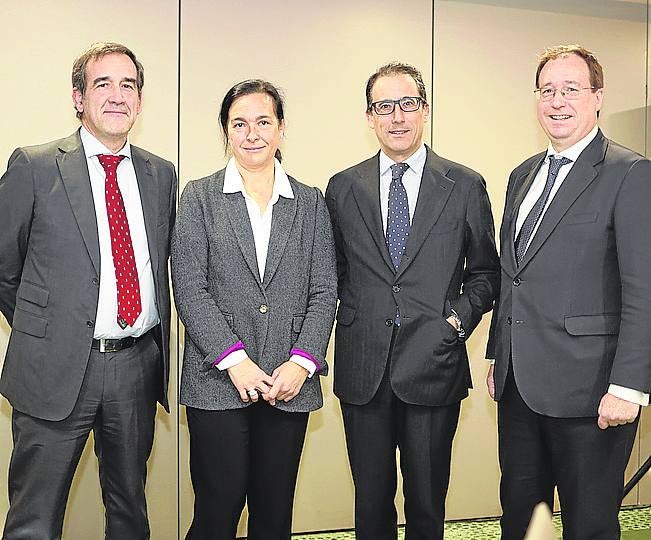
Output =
[
  {"x1": 386, "y1": 163, "x2": 410, "y2": 269},
  {"x1": 98, "y1": 154, "x2": 142, "y2": 329},
  {"x1": 515, "y1": 155, "x2": 571, "y2": 265}
]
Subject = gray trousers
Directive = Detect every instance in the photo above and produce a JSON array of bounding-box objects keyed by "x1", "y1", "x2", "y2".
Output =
[{"x1": 3, "y1": 332, "x2": 160, "y2": 540}]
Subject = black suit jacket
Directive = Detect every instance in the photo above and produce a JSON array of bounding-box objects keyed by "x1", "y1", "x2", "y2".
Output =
[
  {"x1": 488, "y1": 130, "x2": 651, "y2": 417},
  {"x1": 0, "y1": 131, "x2": 177, "y2": 420},
  {"x1": 326, "y1": 146, "x2": 499, "y2": 406}
]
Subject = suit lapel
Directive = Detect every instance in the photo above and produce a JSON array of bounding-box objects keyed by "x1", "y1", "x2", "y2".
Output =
[
  {"x1": 263, "y1": 193, "x2": 297, "y2": 287},
  {"x1": 57, "y1": 132, "x2": 101, "y2": 274},
  {"x1": 224, "y1": 191, "x2": 261, "y2": 282},
  {"x1": 396, "y1": 149, "x2": 453, "y2": 278},
  {"x1": 505, "y1": 154, "x2": 545, "y2": 273},
  {"x1": 351, "y1": 155, "x2": 395, "y2": 272},
  {"x1": 517, "y1": 132, "x2": 607, "y2": 271},
  {"x1": 131, "y1": 147, "x2": 159, "y2": 279}
]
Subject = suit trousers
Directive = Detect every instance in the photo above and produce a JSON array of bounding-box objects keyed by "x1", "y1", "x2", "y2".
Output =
[
  {"x1": 185, "y1": 402, "x2": 309, "y2": 540},
  {"x1": 498, "y1": 365, "x2": 638, "y2": 540},
  {"x1": 2, "y1": 332, "x2": 160, "y2": 540},
  {"x1": 341, "y1": 354, "x2": 460, "y2": 540}
]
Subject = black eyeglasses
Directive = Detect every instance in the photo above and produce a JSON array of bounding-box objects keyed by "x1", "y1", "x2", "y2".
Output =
[
  {"x1": 534, "y1": 85, "x2": 597, "y2": 101},
  {"x1": 368, "y1": 96, "x2": 425, "y2": 115}
]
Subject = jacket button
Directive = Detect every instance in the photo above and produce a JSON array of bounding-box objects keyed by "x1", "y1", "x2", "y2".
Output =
[
  {"x1": 91, "y1": 277, "x2": 99, "y2": 286},
  {"x1": 513, "y1": 278, "x2": 521, "y2": 286},
  {"x1": 259, "y1": 304, "x2": 268, "y2": 314},
  {"x1": 86, "y1": 320, "x2": 95, "y2": 327},
  {"x1": 392, "y1": 285, "x2": 401, "y2": 293},
  {"x1": 515, "y1": 320, "x2": 524, "y2": 324},
  {"x1": 385, "y1": 319, "x2": 394, "y2": 327},
  {"x1": 507, "y1": 317, "x2": 512, "y2": 325}
]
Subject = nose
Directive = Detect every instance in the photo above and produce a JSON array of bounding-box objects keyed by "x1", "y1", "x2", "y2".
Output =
[
  {"x1": 108, "y1": 85, "x2": 126, "y2": 104},
  {"x1": 550, "y1": 88, "x2": 566, "y2": 107},
  {"x1": 392, "y1": 105, "x2": 405, "y2": 122},
  {"x1": 246, "y1": 126, "x2": 260, "y2": 142}
]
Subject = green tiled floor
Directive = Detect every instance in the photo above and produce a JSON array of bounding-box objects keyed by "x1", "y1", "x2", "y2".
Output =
[{"x1": 292, "y1": 506, "x2": 651, "y2": 539}]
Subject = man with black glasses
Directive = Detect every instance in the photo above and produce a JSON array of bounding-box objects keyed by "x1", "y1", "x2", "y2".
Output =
[
  {"x1": 326, "y1": 62, "x2": 499, "y2": 540},
  {"x1": 487, "y1": 45, "x2": 651, "y2": 539}
]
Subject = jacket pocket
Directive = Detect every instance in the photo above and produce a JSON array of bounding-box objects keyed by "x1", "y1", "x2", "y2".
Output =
[
  {"x1": 12, "y1": 307, "x2": 48, "y2": 337},
  {"x1": 563, "y1": 212, "x2": 598, "y2": 225},
  {"x1": 17, "y1": 280, "x2": 49, "y2": 307},
  {"x1": 292, "y1": 313, "x2": 306, "y2": 334},
  {"x1": 336, "y1": 305, "x2": 356, "y2": 326},
  {"x1": 564, "y1": 314, "x2": 619, "y2": 335}
]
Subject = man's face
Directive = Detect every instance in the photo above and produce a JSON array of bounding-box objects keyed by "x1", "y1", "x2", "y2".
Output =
[
  {"x1": 72, "y1": 53, "x2": 142, "y2": 152},
  {"x1": 536, "y1": 54, "x2": 602, "y2": 152},
  {"x1": 366, "y1": 74, "x2": 429, "y2": 162}
]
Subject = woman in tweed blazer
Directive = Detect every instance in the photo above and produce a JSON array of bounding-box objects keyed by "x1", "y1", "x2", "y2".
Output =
[{"x1": 171, "y1": 80, "x2": 337, "y2": 540}]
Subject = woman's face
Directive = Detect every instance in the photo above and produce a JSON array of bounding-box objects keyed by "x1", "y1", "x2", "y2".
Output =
[{"x1": 227, "y1": 92, "x2": 284, "y2": 171}]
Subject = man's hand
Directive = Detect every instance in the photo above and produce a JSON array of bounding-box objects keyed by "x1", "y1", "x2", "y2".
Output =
[
  {"x1": 486, "y1": 364, "x2": 495, "y2": 399},
  {"x1": 597, "y1": 393, "x2": 640, "y2": 430},
  {"x1": 227, "y1": 358, "x2": 274, "y2": 403},
  {"x1": 265, "y1": 361, "x2": 309, "y2": 406}
]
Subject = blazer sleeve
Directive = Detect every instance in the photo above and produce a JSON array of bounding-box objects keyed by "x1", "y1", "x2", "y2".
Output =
[
  {"x1": 325, "y1": 174, "x2": 348, "y2": 298},
  {"x1": 0, "y1": 148, "x2": 35, "y2": 324},
  {"x1": 610, "y1": 158, "x2": 651, "y2": 393},
  {"x1": 449, "y1": 175, "x2": 500, "y2": 336},
  {"x1": 171, "y1": 180, "x2": 242, "y2": 367},
  {"x1": 291, "y1": 187, "x2": 338, "y2": 375}
]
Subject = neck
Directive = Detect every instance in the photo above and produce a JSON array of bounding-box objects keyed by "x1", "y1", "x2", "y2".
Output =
[
  {"x1": 81, "y1": 122, "x2": 127, "y2": 154},
  {"x1": 235, "y1": 161, "x2": 275, "y2": 188}
]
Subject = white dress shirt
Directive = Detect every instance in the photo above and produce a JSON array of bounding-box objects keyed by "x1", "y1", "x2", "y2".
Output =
[
  {"x1": 379, "y1": 144, "x2": 427, "y2": 232},
  {"x1": 80, "y1": 127, "x2": 159, "y2": 339},
  {"x1": 514, "y1": 125, "x2": 647, "y2": 407},
  {"x1": 216, "y1": 158, "x2": 316, "y2": 377}
]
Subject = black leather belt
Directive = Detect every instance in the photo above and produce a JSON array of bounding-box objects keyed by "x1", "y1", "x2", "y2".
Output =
[{"x1": 92, "y1": 333, "x2": 144, "y2": 353}]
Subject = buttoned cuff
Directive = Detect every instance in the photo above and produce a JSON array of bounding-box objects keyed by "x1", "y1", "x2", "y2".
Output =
[
  {"x1": 213, "y1": 341, "x2": 246, "y2": 369},
  {"x1": 608, "y1": 384, "x2": 649, "y2": 407},
  {"x1": 289, "y1": 348, "x2": 320, "y2": 376}
]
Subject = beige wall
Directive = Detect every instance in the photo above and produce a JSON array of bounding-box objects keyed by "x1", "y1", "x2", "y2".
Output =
[{"x1": 1, "y1": 1, "x2": 650, "y2": 537}]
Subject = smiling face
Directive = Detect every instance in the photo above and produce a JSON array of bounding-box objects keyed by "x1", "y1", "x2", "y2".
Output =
[
  {"x1": 366, "y1": 74, "x2": 429, "y2": 162},
  {"x1": 536, "y1": 53, "x2": 602, "y2": 152},
  {"x1": 72, "y1": 53, "x2": 142, "y2": 153},
  {"x1": 227, "y1": 92, "x2": 284, "y2": 172}
]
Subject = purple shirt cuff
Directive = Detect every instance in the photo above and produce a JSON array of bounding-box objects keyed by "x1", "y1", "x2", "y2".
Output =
[
  {"x1": 213, "y1": 341, "x2": 245, "y2": 367},
  {"x1": 290, "y1": 347, "x2": 321, "y2": 373}
]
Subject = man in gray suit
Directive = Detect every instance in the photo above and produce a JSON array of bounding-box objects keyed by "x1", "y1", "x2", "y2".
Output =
[
  {"x1": 0, "y1": 42, "x2": 176, "y2": 539},
  {"x1": 487, "y1": 45, "x2": 651, "y2": 539},
  {"x1": 326, "y1": 62, "x2": 499, "y2": 540}
]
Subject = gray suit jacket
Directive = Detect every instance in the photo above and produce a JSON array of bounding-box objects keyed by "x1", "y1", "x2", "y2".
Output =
[
  {"x1": 172, "y1": 169, "x2": 337, "y2": 413},
  {"x1": 488, "y1": 130, "x2": 651, "y2": 417},
  {"x1": 0, "y1": 131, "x2": 177, "y2": 421},
  {"x1": 326, "y1": 147, "x2": 499, "y2": 406}
]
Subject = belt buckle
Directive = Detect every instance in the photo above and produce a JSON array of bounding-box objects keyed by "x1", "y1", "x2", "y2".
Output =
[{"x1": 99, "y1": 338, "x2": 107, "y2": 353}]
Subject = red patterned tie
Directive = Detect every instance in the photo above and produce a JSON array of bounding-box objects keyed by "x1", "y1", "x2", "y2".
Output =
[{"x1": 98, "y1": 154, "x2": 142, "y2": 329}]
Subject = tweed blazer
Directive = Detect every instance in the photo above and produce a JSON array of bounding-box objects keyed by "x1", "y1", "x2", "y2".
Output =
[{"x1": 172, "y1": 168, "x2": 337, "y2": 412}]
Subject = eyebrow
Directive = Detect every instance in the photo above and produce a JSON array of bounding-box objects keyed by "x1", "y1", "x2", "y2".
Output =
[
  {"x1": 91, "y1": 76, "x2": 137, "y2": 86},
  {"x1": 230, "y1": 115, "x2": 273, "y2": 122},
  {"x1": 541, "y1": 79, "x2": 583, "y2": 86}
]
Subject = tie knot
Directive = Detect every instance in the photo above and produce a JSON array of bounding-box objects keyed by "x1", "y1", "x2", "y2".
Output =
[
  {"x1": 391, "y1": 162, "x2": 409, "y2": 180},
  {"x1": 98, "y1": 154, "x2": 126, "y2": 176},
  {"x1": 548, "y1": 155, "x2": 572, "y2": 176}
]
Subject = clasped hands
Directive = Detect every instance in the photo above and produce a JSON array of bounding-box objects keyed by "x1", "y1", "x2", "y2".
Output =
[{"x1": 227, "y1": 357, "x2": 309, "y2": 406}]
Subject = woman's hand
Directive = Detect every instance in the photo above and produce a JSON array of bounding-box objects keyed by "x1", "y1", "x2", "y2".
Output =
[
  {"x1": 265, "y1": 362, "x2": 309, "y2": 405},
  {"x1": 227, "y1": 358, "x2": 275, "y2": 403}
]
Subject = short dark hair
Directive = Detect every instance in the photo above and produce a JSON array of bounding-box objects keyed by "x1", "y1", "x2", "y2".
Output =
[
  {"x1": 536, "y1": 44, "x2": 603, "y2": 90},
  {"x1": 219, "y1": 79, "x2": 285, "y2": 162},
  {"x1": 365, "y1": 62, "x2": 428, "y2": 112},
  {"x1": 72, "y1": 42, "x2": 144, "y2": 119}
]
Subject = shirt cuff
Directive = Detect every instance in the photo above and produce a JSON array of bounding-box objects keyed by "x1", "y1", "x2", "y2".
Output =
[
  {"x1": 289, "y1": 347, "x2": 321, "y2": 376},
  {"x1": 608, "y1": 384, "x2": 649, "y2": 407},
  {"x1": 213, "y1": 341, "x2": 246, "y2": 369},
  {"x1": 486, "y1": 358, "x2": 496, "y2": 365}
]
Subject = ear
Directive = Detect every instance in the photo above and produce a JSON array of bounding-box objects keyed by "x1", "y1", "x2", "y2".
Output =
[
  {"x1": 594, "y1": 88, "x2": 604, "y2": 112},
  {"x1": 423, "y1": 102, "x2": 430, "y2": 123},
  {"x1": 366, "y1": 110, "x2": 375, "y2": 130},
  {"x1": 72, "y1": 87, "x2": 84, "y2": 114},
  {"x1": 279, "y1": 119, "x2": 285, "y2": 139}
]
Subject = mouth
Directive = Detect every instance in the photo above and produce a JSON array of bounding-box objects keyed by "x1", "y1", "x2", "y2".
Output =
[
  {"x1": 388, "y1": 129, "x2": 409, "y2": 135},
  {"x1": 549, "y1": 114, "x2": 572, "y2": 121},
  {"x1": 242, "y1": 146, "x2": 265, "y2": 152},
  {"x1": 104, "y1": 110, "x2": 128, "y2": 116}
]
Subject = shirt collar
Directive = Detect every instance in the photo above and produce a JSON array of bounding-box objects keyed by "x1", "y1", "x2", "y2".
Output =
[
  {"x1": 79, "y1": 126, "x2": 132, "y2": 160},
  {"x1": 379, "y1": 144, "x2": 427, "y2": 177},
  {"x1": 546, "y1": 124, "x2": 598, "y2": 163},
  {"x1": 223, "y1": 157, "x2": 294, "y2": 200}
]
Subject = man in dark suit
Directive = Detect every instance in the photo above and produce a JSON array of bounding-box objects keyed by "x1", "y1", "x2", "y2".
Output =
[
  {"x1": 487, "y1": 45, "x2": 651, "y2": 539},
  {"x1": 0, "y1": 42, "x2": 176, "y2": 539},
  {"x1": 326, "y1": 62, "x2": 499, "y2": 540}
]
